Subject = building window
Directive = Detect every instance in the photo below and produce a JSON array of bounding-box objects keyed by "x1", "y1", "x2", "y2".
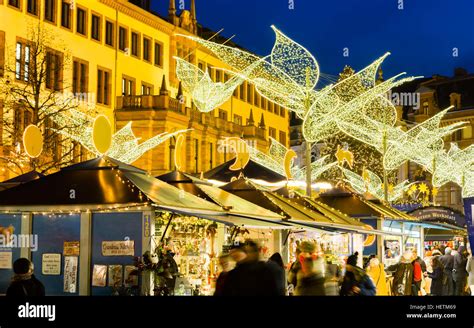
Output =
[
  {"x1": 15, "y1": 42, "x2": 31, "y2": 81},
  {"x1": 131, "y1": 32, "x2": 139, "y2": 57},
  {"x1": 122, "y1": 76, "x2": 135, "y2": 96},
  {"x1": 262, "y1": 98, "x2": 267, "y2": 110},
  {"x1": 154, "y1": 42, "x2": 162, "y2": 66},
  {"x1": 254, "y1": 90, "x2": 260, "y2": 107},
  {"x1": 44, "y1": 0, "x2": 56, "y2": 23},
  {"x1": 198, "y1": 61, "x2": 205, "y2": 71},
  {"x1": 27, "y1": 0, "x2": 38, "y2": 15},
  {"x1": 143, "y1": 37, "x2": 150, "y2": 62},
  {"x1": 76, "y1": 8, "x2": 86, "y2": 35},
  {"x1": 61, "y1": 1, "x2": 71, "y2": 29},
  {"x1": 45, "y1": 50, "x2": 62, "y2": 91},
  {"x1": 215, "y1": 70, "x2": 222, "y2": 83},
  {"x1": 8, "y1": 0, "x2": 20, "y2": 8},
  {"x1": 422, "y1": 101, "x2": 429, "y2": 115},
  {"x1": 119, "y1": 27, "x2": 127, "y2": 52},
  {"x1": 218, "y1": 109, "x2": 228, "y2": 121},
  {"x1": 141, "y1": 83, "x2": 152, "y2": 95},
  {"x1": 97, "y1": 68, "x2": 110, "y2": 105},
  {"x1": 239, "y1": 83, "x2": 245, "y2": 100},
  {"x1": 279, "y1": 131, "x2": 287, "y2": 145},
  {"x1": 194, "y1": 139, "x2": 199, "y2": 173},
  {"x1": 246, "y1": 83, "x2": 253, "y2": 104},
  {"x1": 280, "y1": 107, "x2": 285, "y2": 117},
  {"x1": 105, "y1": 21, "x2": 114, "y2": 46},
  {"x1": 269, "y1": 127, "x2": 276, "y2": 139},
  {"x1": 233, "y1": 114, "x2": 242, "y2": 125},
  {"x1": 268, "y1": 102, "x2": 274, "y2": 113},
  {"x1": 91, "y1": 15, "x2": 101, "y2": 41},
  {"x1": 209, "y1": 142, "x2": 213, "y2": 169},
  {"x1": 450, "y1": 185, "x2": 459, "y2": 205},
  {"x1": 72, "y1": 59, "x2": 88, "y2": 97}
]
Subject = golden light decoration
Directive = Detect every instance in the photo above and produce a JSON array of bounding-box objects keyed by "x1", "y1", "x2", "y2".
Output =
[
  {"x1": 22, "y1": 124, "x2": 43, "y2": 158},
  {"x1": 221, "y1": 137, "x2": 250, "y2": 171},
  {"x1": 92, "y1": 115, "x2": 113, "y2": 155},
  {"x1": 174, "y1": 134, "x2": 186, "y2": 171},
  {"x1": 335, "y1": 145, "x2": 354, "y2": 169}
]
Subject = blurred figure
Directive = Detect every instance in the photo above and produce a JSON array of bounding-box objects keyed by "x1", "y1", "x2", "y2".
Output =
[
  {"x1": 7, "y1": 258, "x2": 45, "y2": 297},
  {"x1": 466, "y1": 252, "x2": 474, "y2": 295},
  {"x1": 222, "y1": 240, "x2": 282, "y2": 296},
  {"x1": 287, "y1": 246, "x2": 302, "y2": 296},
  {"x1": 453, "y1": 246, "x2": 468, "y2": 296},
  {"x1": 439, "y1": 247, "x2": 455, "y2": 296},
  {"x1": 268, "y1": 252, "x2": 286, "y2": 295},
  {"x1": 386, "y1": 251, "x2": 414, "y2": 296},
  {"x1": 428, "y1": 256, "x2": 446, "y2": 296},
  {"x1": 411, "y1": 250, "x2": 426, "y2": 296},
  {"x1": 214, "y1": 254, "x2": 232, "y2": 296},
  {"x1": 340, "y1": 252, "x2": 376, "y2": 296},
  {"x1": 325, "y1": 258, "x2": 342, "y2": 296},
  {"x1": 363, "y1": 254, "x2": 376, "y2": 269},
  {"x1": 366, "y1": 257, "x2": 389, "y2": 295},
  {"x1": 294, "y1": 241, "x2": 326, "y2": 296}
]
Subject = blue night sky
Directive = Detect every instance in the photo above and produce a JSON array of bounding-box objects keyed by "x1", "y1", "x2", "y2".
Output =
[{"x1": 152, "y1": 0, "x2": 474, "y2": 82}]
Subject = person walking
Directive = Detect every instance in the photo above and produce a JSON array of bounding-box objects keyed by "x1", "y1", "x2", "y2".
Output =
[
  {"x1": 366, "y1": 257, "x2": 389, "y2": 295},
  {"x1": 439, "y1": 247, "x2": 455, "y2": 296},
  {"x1": 214, "y1": 254, "x2": 232, "y2": 296},
  {"x1": 293, "y1": 241, "x2": 326, "y2": 296},
  {"x1": 428, "y1": 256, "x2": 445, "y2": 296},
  {"x1": 268, "y1": 252, "x2": 286, "y2": 296},
  {"x1": 340, "y1": 252, "x2": 376, "y2": 296},
  {"x1": 287, "y1": 246, "x2": 301, "y2": 296},
  {"x1": 386, "y1": 251, "x2": 414, "y2": 296},
  {"x1": 7, "y1": 258, "x2": 45, "y2": 297},
  {"x1": 466, "y1": 252, "x2": 474, "y2": 296},
  {"x1": 453, "y1": 246, "x2": 468, "y2": 296}
]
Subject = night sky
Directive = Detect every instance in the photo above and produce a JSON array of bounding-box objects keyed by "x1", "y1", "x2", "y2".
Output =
[{"x1": 152, "y1": 0, "x2": 474, "y2": 82}]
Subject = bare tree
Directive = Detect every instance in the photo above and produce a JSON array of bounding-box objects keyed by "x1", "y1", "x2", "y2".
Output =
[{"x1": 1, "y1": 22, "x2": 92, "y2": 177}]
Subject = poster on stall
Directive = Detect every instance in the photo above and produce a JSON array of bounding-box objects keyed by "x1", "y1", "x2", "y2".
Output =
[
  {"x1": 92, "y1": 265, "x2": 107, "y2": 287},
  {"x1": 108, "y1": 265, "x2": 123, "y2": 287},
  {"x1": 124, "y1": 265, "x2": 138, "y2": 287},
  {"x1": 0, "y1": 251, "x2": 12, "y2": 269},
  {"x1": 102, "y1": 241, "x2": 135, "y2": 256},
  {"x1": 42, "y1": 253, "x2": 61, "y2": 275},
  {"x1": 63, "y1": 241, "x2": 80, "y2": 256},
  {"x1": 63, "y1": 256, "x2": 78, "y2": 293}
]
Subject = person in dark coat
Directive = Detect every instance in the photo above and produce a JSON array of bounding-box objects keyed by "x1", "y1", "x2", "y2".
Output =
[
  {"x1": 386, "y1": 251, "x2": 414, "y2": 296},
  {"x1": 287, "y1": 246, "x2": 301, "y2": 296},
  {"x1": 293, "y1": 241, "x2": 326, "y2": 296},
  {"x1": 439, "y1": 247, "x2": 455, "y2": 296},
  {"x1": 453, "y1": 246, "x2": 468, "y2": 296},
  {"x1": 222, "y1": 240, "x2": 282, "y2": 296},
  {"x1": 428, "y1": 256, "x2": 445, "y2": 296},
  {"x1": 7, "y1": 258, "x2": 45, "y2": 297},
  {"x1": 340, "y1": 252, "x2": 376, "y2": 296},
  {"x1": 268, "y1": 252, "x2": 286, "y2": 295},
  {"x1": 214, "y1": 254, "x2": 232, "y2": 296}
]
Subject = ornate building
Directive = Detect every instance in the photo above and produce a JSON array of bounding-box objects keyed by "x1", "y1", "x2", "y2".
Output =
[{"x1": 0, "y1": 0, "x2": 290, "y2": 179}]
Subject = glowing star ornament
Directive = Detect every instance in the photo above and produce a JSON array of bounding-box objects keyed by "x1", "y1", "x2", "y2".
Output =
[
  {"x1": 335, "y1": 145, "x2": 354, "y2": 169},
  {"x1": 23, "y1": 125, "x2": 43, "y2": 158}
]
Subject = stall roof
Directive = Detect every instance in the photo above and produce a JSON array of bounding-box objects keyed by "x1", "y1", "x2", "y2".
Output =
[
  {"x1": 204, "y1": 158, "x2": 286, "y2": 183},
  {"x1": 0, "y1": 157, "x2": 225, "y2": 217}
]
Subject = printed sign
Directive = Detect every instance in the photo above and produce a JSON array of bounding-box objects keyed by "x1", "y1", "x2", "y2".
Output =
[
  {"x1": 410, "y1": 206, "x2": 465, "y2": 227},
  {"x1": 42, "y1": 253, "x2": 61, "y2": 275},
  {"x1": 144, "y1": 215, "x2": 151, "y2": 238},
  {"x1": 108, "y1": 265, "x2": 123, "y2": 288},
  {"x1": 0, "y1": 251, "x2": 12, "y2": 269},
  {"x1": 102, "y1": 241, "x2": 135, "y2": 256},
  {"x1": 63, "y1": 241, "x2": 80, "y2": 256},
  {"x1": 124, "y1": 265, "x2": 138, "y2": 287},
  {"x1": 63, "y1": 256, "x2": 78, "y2": 293},
  {"x1": 92, "y1": 265, "x2": 107, "y2": 287}
]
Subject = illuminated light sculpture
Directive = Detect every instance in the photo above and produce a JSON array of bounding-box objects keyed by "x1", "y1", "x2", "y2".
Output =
[
  {"x1": 335, "y1": 145, "x2": 354, "y2": 169},
  {"x1": 174, "y1": 134, "x2": 187, "y2": 171},
  {"x1": 52, "y1": 110, "x2": 190, "y2": 164},
  {"x1": 92, "y1": 115, "x2": 113, "y2": 154},
  {"x1": 341, "y1": 167, "x2": 413, "y2": 202},
  {"x1": 220, "y1": 137, "x2": 250, "y2": 170},
  {"x1": 175, "y1": 57, "x2": 250, "y2": 113},
  {"x1": 22, "y1": 125, "x2": 44, "y2": 158},
  {"x1": 284, "y1": 149, "x2": 297, "y2": 180}
]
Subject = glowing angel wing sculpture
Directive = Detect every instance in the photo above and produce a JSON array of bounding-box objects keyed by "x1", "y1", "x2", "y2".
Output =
[
  {"x1": 51, "y1": 110, "x2": 190, "y2": 164},
  {"x1": 341, "y1": 167, "x2": 413, "y2": 202},
  {"x1": 175, "y1": 57, "x2": 248, "y2": 113}
]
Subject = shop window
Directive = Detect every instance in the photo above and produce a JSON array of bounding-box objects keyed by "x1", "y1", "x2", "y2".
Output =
[
  {"x1": 154, "y1": 42, "x2": 162, "y2": 66},
  {"x1": 76, "y1": 7, "x2": 87, "y2": 35},
  {"x1": 143, "y1": 37, "x2": 151, "y2": 62},
  {"x1": 27, "y1": 0, "x2": 38, "y2": 15},
  {"x1": 44, "y1": 0, "x2": 56, "y2": 23},
  {"x1": 97, "y1": 68, "x2": 111, "y2": 105},
  {"x1": 131, "y1": 32, "x2": 139, "y2": 57},
  {"x1": 61, "y1": 1, "x2": 71, "y2": 29},
  {"x1": 91, "y1": 14, "x2": 101, "y2": 41},
  {"x1": 105, "y1": 21, "x2": 114, "y2": 46}
]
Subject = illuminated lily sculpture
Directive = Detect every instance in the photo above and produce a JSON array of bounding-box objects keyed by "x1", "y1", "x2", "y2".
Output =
[{"x1": 51, "y1": 109, "x2": 190, "y2": 163}]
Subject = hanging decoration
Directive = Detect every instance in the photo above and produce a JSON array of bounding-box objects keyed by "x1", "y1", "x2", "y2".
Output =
[{"x1": 22, "y1": 124, "x2": 44, "y2": 158}]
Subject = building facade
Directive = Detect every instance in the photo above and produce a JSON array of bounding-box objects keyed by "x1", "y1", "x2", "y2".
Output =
[{"x1": 0, "y1": 0, "x2": 290, "y2": 179}]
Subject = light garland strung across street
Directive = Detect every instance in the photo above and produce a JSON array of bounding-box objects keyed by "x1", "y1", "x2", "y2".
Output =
[
  {"x1": 175, "y1": 25, "x2": 474, "y2": 200},
  {"x1": 50, "y1": 109, "x2": 191, "y2": 164}
]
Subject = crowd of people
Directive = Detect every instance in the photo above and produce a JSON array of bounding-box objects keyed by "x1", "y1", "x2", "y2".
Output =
[{"x1": 214, "y1": 240, "x2": 474, "y2": 296}]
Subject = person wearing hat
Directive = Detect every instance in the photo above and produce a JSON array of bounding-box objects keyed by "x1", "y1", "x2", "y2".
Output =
[
  {"x1": 439, "y1": 247, "x2": 455, "y2": 295},
  {"x1": 340, "y1": 252, "x2": 376, "y2": 296},
  {"x1": 7, "y1": 258, "x2": 45, "y2": 297}
]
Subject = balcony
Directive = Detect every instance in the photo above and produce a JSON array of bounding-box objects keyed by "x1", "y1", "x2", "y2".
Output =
[{"x1": 116, "y1": 94, "x2": 186, "y2": 115}]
